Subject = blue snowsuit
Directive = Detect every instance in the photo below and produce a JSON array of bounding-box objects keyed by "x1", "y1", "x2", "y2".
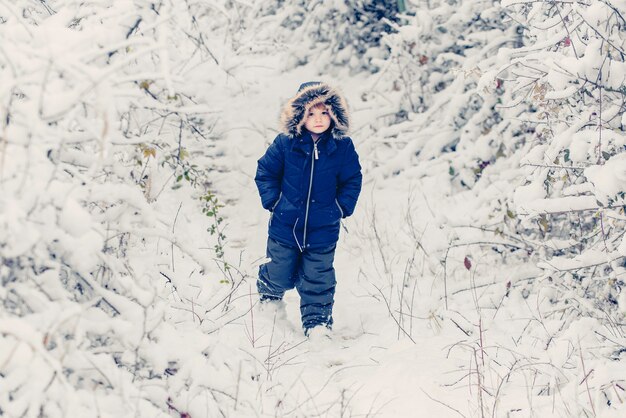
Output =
[{"x1": 254, "y1": 82, "x2": 362, "y2": 332}]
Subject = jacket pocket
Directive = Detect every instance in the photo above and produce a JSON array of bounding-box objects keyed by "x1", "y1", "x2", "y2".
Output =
[
  {"x1": 307, "y1": 203, "x2": 340, "y2": 229},
  {"x1": 335, "y1": 199, "x2": 344, "y2": 219},
  {"x1": 269, "y1": 193, "x2": 282, "y2": 226},
  {"x1": 271, "y1": 192, "x2": 283, "y2": 212},
  {"x1": 273, "y1": 196, "x2": 298, "y2": 226}
]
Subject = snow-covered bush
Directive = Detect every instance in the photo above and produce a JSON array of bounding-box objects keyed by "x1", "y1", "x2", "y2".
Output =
[
  {"x1": 353, "y1": 1, "x2": 626, "y2": 414},
  {"x1": 383, "y1": 0, "x2": 517, "y2": 111},
  {"x1": 366, "y1": 0, "x2": 525, "y2": 163},
  {"x1": 484, "y1": 0, "x2": 626, "y2": 312},
  {"x1": 365, "y1": 0, "x2": 625, "y2": 312},
  {"x1": 358, "y1": 0, "x2": 533, "y2": 277},
  {"x1": 244, "y1": 0, "x2": 403, "y2": 73},
  {"x1": 0, "y1": 1, "x2": 249, "y2": 415}
]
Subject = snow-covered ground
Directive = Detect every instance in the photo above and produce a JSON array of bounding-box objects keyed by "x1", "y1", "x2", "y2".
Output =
[
  {"x1": 203, "y1": 64, "x2": 462, "y2": 416},
  {"x1": 177, "y1": 56, "x2": 626, "y2": 416},
  {"x1": 2, "y1": 1, "x2": 626, "y2": 417}
]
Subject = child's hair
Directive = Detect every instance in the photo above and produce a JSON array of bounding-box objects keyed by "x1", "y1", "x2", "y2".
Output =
[{"x1": 310, "y1": 102, "x2": 327, "y2": 111}]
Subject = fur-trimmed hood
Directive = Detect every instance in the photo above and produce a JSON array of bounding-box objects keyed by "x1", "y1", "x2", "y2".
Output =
[{"x1": 280, "y1": 82, "x2": 350, "y2": 139}]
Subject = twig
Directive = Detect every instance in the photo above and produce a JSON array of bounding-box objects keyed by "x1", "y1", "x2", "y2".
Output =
[
  {"x1": 473, "y1": 348, "x2": 486, "y2": 418},
  {"x1": 521, "y1": 163, "x2": 587, "y2": 170},
  {"x1": 371, "y1": 282, "x2": 416, "y2": 343},
  {"x1": 398, "y1": 257, "x2": 411, "y2": 340},
  {"x1": 555, "y1": 3, "x2": 579, "y2": 58},
  {"x1": 593, "y1": 331, "x2": 626, "y2": 348},
  {"x1": 491, "y1": 359, "x2": 520, "y2": 418},
  {"x1": 249, "y1": 283, "x2": 256, "y2": 347},
  {"x1": 171, "y1": 202, "x2": 182, "y2": 272},
  {"x1": 371, "y1": 206, "x2": 389, "y2": 274},
  {"x1": 450, "y1": 318, "x2": 471, "y2": 337},
  {"x1": 420, "y1": 388, "x2": 467, "y2": 418},
  {"x1": 579, "y1": 339, "x2": 596, "y2": 416},
  {"x1": 285, "y1": 365, "x2": 373, "y2": 415},
  {"x1": 265, "y1": 311, "x2": 277, "y2": 380},
  {"x1": 126, "y1": 17, "x2": 142, "y2": 39},
  {"x1": 443, "y1": 246, "x2": 450, "y2": 310}
]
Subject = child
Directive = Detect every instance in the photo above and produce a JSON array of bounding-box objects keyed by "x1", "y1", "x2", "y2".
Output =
[{"x1": 254, "y1": 81, "x2": 362, "y2": 337}]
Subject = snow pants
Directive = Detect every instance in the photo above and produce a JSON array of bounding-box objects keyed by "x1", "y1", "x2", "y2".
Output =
[{"x1": 257, "y1": 237, "x2": 337, "y2": 331}]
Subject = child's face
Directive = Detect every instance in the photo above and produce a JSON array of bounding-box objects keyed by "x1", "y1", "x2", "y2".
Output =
[{"x1": 304, "y1": 105, "x2": 331, "y2": 135}]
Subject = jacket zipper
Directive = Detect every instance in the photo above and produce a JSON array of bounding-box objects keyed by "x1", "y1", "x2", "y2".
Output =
[{"x1": 302, "y1": 141, "x2": 318, "y2": 249}]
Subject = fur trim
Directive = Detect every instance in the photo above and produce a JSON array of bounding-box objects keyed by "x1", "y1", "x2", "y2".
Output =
[{"x1": 280, "y1": 83, "x2": 350, "y2": 139}]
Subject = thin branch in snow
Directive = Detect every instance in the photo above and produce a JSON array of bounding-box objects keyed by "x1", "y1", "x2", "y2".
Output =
[
  {"x1": 420, "y1": 388, "x2": 468, "y2": 418},
  {"x1": 578, "y1": 339, "x2": 597, "y2": 417},
  {"x1": 371, "y1": 281, "x2": 416, "y2": 344}
]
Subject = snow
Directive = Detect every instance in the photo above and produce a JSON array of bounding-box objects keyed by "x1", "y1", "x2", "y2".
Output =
[
  {"x1": 585, "y1": 154, "x2": 626, "y2": 202},
  {"x1": 544, "y1": 86, "x2": 577, "y2": 100},
  {"x1": 1, "y1": 0, "x2": 626, "y2": 417},
  {"x1": 520, "y1": 195, "x2": 598, "y2": 216}
]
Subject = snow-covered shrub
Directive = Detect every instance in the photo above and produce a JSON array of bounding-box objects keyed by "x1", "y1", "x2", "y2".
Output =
[
  {"x1": 482, "y1": 0, "x2": 626, "y2": 312},
  {"x1": 363, "y1": 0, "x2": 526, "y2": 181},
  {"x1": 382, "y1": 0, "x2": 517, "y2": 111},
  {"x1": 0, "y1": 1, "x2": 250, "y2": 416},
  {"x1": 356, "y1": 2, "x2": 626, "y2": 413},
  {"x1": 365, "y1": 0, "x2": 625, "y2": 311},
  {"x1": 243, "y1": 0, "x2": 403, "y2": 73},
  {"x1": 358, "y1": 0, "x2": 535, "y2": 275}
]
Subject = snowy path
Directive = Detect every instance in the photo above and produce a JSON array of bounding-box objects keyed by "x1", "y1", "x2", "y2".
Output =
[
  {"x1": 197, "y1": 64, "x2": 476, "y2": 416},
  {"x1": 192, "y1": 58, "x2": 626, "y2": 418}
]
